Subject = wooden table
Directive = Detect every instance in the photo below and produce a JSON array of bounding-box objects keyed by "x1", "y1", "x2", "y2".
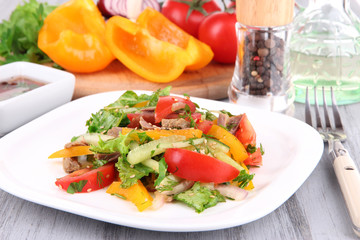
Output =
[{"x1": 1, "y1": 1, "x2": 360, "y2": 239}]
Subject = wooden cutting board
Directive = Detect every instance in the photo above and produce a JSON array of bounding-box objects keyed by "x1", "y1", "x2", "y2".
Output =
[{"x1": 72, "y1": 60, "x2": 235, "y2": 100}]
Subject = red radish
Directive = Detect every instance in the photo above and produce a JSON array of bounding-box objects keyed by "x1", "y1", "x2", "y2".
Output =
[{"x1": 97, "y1": 0, "x2": 160, "y2": 20}]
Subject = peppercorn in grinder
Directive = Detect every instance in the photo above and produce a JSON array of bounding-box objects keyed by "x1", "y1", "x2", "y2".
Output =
[{"x1": 228, "y1": 0, "x2": 295, "y2": 113}]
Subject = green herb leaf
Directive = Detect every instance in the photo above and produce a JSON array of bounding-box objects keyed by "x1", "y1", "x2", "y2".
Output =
[
  {"x1": 233, "y1": 170, "x2": 255, "y2": 189},
  {"x1": 111, "y1": 193, "x2": 127, "y2": 200},
  {"x1": 92, "y1": 159, "x2": 108, "y2": 169},
  {"x1": 246, "y1": 144, "x2": 257, "y2": 154},
  {"x1": 174, "y1": 182, "x2": 225, "y2": 213},
  {"x1": 66, "y1": 180, "x2": 88, "y2": 194},
  {"x1": 154, "y1": 158, "x2": 168, "y2": 186},
  {"x1": 96, "y1": 171, "x2": 104, "y2": 187},
  {"x1": 137, "y1": 132, "x2": 153, "y2": 144}
]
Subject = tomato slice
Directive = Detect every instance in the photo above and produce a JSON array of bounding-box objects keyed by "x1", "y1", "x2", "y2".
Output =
[
  {"x1": 195, "y1": 120, "x2": 213, "y2": 134},
  {"x1": 235, "y1": 114, "x2": 256, "y2": 147},
  {"x1": 155, "y1": 96, "x2": 196, "y2": 123},
  {"x1": 164, "y1": 148, "x2": 239, "y2": 184},
  {"x1": 243, "y1": 148, "x2": 263, "y2": 166},
  {"x1": 55, "y1": 163, "x2": 115, "y2": 193}
]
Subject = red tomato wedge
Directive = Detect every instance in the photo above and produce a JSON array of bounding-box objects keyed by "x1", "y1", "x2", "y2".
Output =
[
  {"x1": 195, "y1": 120, "x2": 213, "y2": 134},
  {"x1": 164, "y1": 148, "x2": 239, "y2": 184},
  {"x1": 235, "y1": 113, "x2": 256, "y2": 148},
  {"x1": 55, "y1": 163, "x2": 115, "y2": 193},
  {"x1": 155, "y1": 96, "x2": 196, "y2": 123},
  {"x1": 243, "y1": 148, "x2": 263, "y2": 166}
]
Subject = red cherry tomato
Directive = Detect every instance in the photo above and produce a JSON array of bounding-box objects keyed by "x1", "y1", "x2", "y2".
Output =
[
  {"x1": 161, "y1": 0, "x2": 221, "y2": 38},
  {"x1": 235, "y1": 114, "x2": 256, "y2": 147},
  {"x1": 155, "y1": 96, "x2": 196, "y2": 123},
  {"x1": 55, "y1": 163, "x2": 115, "y2": 193},
  {"x1": 243, "y1": 147, "x2": 263, "y2": 166},
  {"x1": 164, "y1": 148, "x2": 239, "y2": 183},
  {"x1": 198, "y1": 11, "x2": 237, "y2": 63}
]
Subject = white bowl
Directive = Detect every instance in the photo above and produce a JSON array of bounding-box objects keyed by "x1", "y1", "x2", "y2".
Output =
[{"x1": 0, "y1": 62, "x2": 75, "y2": 136}]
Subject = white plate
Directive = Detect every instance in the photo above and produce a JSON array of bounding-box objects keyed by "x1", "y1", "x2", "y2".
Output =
[{"x1": 0, "y1": 91, "x2": 324, "y2": 232}]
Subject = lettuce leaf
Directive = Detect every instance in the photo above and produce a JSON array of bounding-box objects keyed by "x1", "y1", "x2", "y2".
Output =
[
  {"x1": 174, "y1": 182, "x2": 225, "y2": 213},
  {"x1": 0, "y1": 0, "x2": 56, "y2": 64},
  {"x1": 116, "y1": 158, "x2": 154, "y2": 188},
  {"x1": 90, "y1": 134, "x2": 130, "y2": 156},
  {"x1": 86, "y1": 87, "x2": 171, "y2": 133}
]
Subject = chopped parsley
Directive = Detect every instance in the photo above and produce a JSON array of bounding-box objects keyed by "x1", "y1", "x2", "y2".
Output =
[
  {"x1": 154, "y1": 158, "x2": 168, "y2": 186},
  {"x1": 67, "y1": 180, "x2": 88, "y2": 194},
  {"x1": 233, "y1": 170, "x2": 255, "y2": 189}
]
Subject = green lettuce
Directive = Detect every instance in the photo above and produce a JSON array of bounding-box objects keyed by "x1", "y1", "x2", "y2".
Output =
[
  {"x1": 0, "y1": 0, "x2": 56, "y2": 64},
  {"x1": 174, "y1": 182, "x2": 226, "y2": 213}
]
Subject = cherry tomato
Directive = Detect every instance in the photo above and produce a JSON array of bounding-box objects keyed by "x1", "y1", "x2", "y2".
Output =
[
  {"x1": 195, "y1": 120, "x2": 213, "y2": 134},
  {"x1": 235, "y1": 114, "x2": 256, "y2": 147},
  {"x1": 243, "y1": 147, "x2": 263, "y2": 166},
  {"x1": 198, "y1": 11, "x2": 237, "y2": 63},
  {"x1": 154, "y1": 96, "x2": 196, "y2": 123},
  {"x1": 55, "y1": 163, "x2": 115, "y2": 193},
  {"x1": 161, "y1": 0, "x2": 221, "y2": 38},
  {"x1": 164, "y1": 148, "x2": 239, "y2": 183}
]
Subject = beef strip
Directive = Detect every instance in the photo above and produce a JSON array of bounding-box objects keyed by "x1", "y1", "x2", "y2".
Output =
[
  {"x1": 161, "y1": 118, "x2": 190, "y2": 129},
  {"x1": 227, "y1": 115, "x2": 242, "y2": 134},
  {"x1": 107, "y1": 127, "x2": 122, "y2": 137},
  {"x1": 217, "y1": 113, "x2": 229, "y2": 127},
  {"x1": 94, "y1": 152, "x2": 121, "y2": 162},
  {"x1": 63, "y1": 157, "x2": 81, "y2": 173}
]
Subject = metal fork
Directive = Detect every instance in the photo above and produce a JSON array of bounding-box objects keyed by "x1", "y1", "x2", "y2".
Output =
[{"x1": 305, "y1": 86, "x2": 360, "y2": 236}]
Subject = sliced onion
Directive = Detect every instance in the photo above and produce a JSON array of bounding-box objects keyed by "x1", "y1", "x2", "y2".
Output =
[
  {"x1": 214, "y1": 184, "x2": 248, "y2": 201},
  {"x1": 171, "y1": 102, "x2": 186, "y2": 112},
  {"x1": 98, "y1": 0, "x2": 160, "y2": 20},
  {"x1": 151, "y1": 191, "x2": 172, "y2": 210},
  {"x1": 161, "y1": 180, "x2": 194, "y2": 195}
]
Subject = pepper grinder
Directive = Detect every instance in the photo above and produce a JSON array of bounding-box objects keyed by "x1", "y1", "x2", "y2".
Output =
[{"x1": 228, "y1": 0, "x2": 295, "y2": 113}]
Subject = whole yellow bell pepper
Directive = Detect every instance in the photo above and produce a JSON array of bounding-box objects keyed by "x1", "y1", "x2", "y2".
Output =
[
  {"x1": 105, "y1": 8, "x2": 213, "y2": 83},
  {"x1": 38, "y1": 0, "x2": 114, "y2": 73}
]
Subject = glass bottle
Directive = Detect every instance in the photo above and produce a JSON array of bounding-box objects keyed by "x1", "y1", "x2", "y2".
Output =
[{"x1": 290, "y1": 0, "x2": 360, "y2": 105}]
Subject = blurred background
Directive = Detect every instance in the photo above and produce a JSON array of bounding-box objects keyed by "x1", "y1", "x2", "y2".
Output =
[{"x1": 1, "y1": 0, "x2": 360, "y2": 20}]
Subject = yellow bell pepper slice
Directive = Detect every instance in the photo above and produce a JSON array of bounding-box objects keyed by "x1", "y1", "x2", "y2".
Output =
[
  {"x1": 136, "y1": 8, "x2": 213, "y2": 71},
  {"x1": 106, "y1": 181, "x2": 153, "y2": 212},
  {"x1": 48, "y1": 146, "x2": 92, "y2": 159},
  {"x1": 207, "y1": 125, "x2": 248, "y2": 163},
  {"x1": 38, "y1": 0, "x2": 114, "y2": 73},
  {"x1": 105, "y1": 15, "x2": 190, "y2": 83},
  {"x1": 122, "y1": 128, "x2": 203, "y2": 141}
]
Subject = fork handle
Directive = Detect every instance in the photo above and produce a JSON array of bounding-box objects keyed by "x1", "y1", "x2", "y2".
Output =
[{"x1": 333, "y1": 154, "x2": 360, "y2": 236}]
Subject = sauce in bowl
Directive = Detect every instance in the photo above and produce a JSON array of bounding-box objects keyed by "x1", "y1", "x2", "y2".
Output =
[{"x1": 0, "y1": 77, "x2": 45, "y2": 101}]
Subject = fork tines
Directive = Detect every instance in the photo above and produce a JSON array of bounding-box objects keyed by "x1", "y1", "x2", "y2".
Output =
[{"x1": 305, "y1": 86, "x2": 346, "y2": 142}]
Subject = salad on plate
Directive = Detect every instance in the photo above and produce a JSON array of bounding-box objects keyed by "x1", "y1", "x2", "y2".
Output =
[{"x1": 49, "y1": 87, "x2": 264, "y2": 213}]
